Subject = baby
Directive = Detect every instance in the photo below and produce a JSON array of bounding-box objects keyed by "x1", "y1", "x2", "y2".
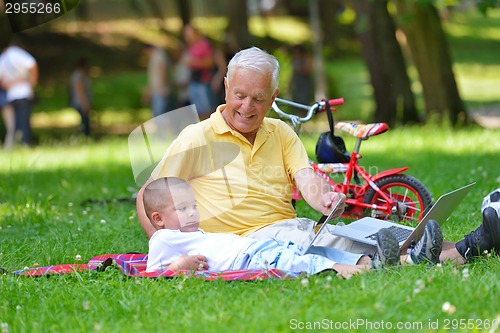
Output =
[{"x1": 143, "y1": 177, "x2": 399, "y2": 277}]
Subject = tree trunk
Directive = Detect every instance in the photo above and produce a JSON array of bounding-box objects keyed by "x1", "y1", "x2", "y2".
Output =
[
  {"x1": 143, "y1": 0, "x2": 177, "y2": 39},
  {"x1": 309, "y1": 0, "x2": 328, "y2": 100},
  {"x1": 393, "y1": 0, "x2": 467, "y2": 125},
  {"x1": 318, "y1": 0, "x2": 343, "y2": 53},
  {"x1": 177, "y1": 0, "x2": 191, "y2": 27},
  {"x1": 227, "y1": 0, "x2": 252, "y2": 49},
  {"x1": 352, "y1": 0, "x2": 418, "y2": 126}
]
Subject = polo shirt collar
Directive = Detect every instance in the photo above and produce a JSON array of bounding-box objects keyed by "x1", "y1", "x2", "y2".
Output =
[
  {"x1": 210, "y1": 104, "x2": 277, "y2": 138},
  {"x1": 210, "y1": 105, "x2": 232, "y2": 135}
]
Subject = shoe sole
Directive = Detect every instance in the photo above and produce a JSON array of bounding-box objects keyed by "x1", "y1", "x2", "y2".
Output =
[
  {"x1": 376, "y1": 228, "x2": 400, "y2": 266},
  {"x1": 483, "y1": 207, "x2": 500, "y2": 254},
  {"x1": 411, "y1": 220, "x2": 443, "y2": 264},
  {"x1": 426, "y1": 220, "x2": 443, "y2": 264}
]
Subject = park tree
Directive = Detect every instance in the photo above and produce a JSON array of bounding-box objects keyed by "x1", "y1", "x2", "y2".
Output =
[
  {"x1": 352, "y1": 0, "x2": 418, "y2": 126},
  {"x1": 309, "y1": 0, "x2": 329, "y2": 99},
  {"x1": 284, "y1": 0, "x2": 344, "y2": 52},
  {"x1": 176, "y1": 0, "x2": 191, "y2": 27},
  {"x1": 318, "y1": 0, "x2": 345, "y2": 54},
  {"x1": 393, "y1": 0, "x2": 468, "y2": 125},
  {"x1": 227, "y1": 0, "x2": 252, "y2": 49},
  {"x1": 127, "y1": 0, "x2": 191, "y2": 40}
]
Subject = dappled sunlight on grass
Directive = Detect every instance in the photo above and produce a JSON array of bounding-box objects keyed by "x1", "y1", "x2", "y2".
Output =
[
  {"x1": 32, "y1": 108, "x2": 81, "y2": 128},
  {"x1": 30, "y1": 108, "x2": 152, "y2": 138},
  {"x1": 446, "y1": 20, "x2": 500, "y2": 41},
  {"x1": 299, "y1": 125, "x2": 500, "y2": 171},
  {"x1": 249, "y1": 16, "x2": 311, "y2": 44},
  {"x1": 0, "y1": 139, "x2": 131, "y2": 173},
  {"x1": 55, "y1": 17, "x2": 185, "y2": 47},
  {"x1": 455, "y1": 64, "x2": 500, "y2": 103},
  {"x1": 97, "y1": 108, "x2": 151, "y2": 127},
  {"x1": 445, "y1": 9, "x2": 500, "y2": 41},
  {"x1": 193, "y1": 17, "x2": 229, "y2": 41}
]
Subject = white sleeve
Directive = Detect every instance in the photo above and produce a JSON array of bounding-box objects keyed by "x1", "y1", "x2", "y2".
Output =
[{"x1": 146, "y1": 235, "x2": 182, "y2": 272}]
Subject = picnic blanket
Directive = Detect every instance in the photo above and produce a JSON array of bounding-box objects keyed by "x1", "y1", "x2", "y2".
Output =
[{"x1": 11, "y1": 254, "x2": 298, "y2": 281}]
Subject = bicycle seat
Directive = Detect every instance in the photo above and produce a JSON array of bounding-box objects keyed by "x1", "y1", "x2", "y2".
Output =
[{"x1": 335, "y1": 122, "x2": 389, "y2": 139}]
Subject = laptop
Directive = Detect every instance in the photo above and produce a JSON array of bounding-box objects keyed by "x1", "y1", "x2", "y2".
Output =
[
  {"x1": 300, "y1": 198, "x2": 344, "y2": 255},
  {"x1": 331, "y1": 183, "x2": 475, "y2": 253}
]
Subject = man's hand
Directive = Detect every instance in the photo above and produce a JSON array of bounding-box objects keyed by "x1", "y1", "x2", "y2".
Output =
[
  {"x1": 294, "y1": 168, "x2": 346, "y2": 217},
  {"x1": 321, "y1": 192, "x2": 346, "y2": 218},
  {"x1": 167, "y1": 255, "x2": 209, "y2": 271}
]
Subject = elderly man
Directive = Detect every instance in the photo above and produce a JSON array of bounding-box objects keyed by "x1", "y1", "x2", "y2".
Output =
[{"x1": 136, "y1": 47, "x2": 500, "y2": 274}]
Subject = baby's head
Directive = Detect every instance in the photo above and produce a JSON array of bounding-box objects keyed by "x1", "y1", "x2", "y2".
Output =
[{"x1": 143, "y1": 177, "x2": 200, "y2": 232}]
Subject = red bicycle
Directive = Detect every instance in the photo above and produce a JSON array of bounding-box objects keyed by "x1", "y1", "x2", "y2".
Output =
[{"x1": 271, "y1": 97, "x2": 432, "y2": 225}]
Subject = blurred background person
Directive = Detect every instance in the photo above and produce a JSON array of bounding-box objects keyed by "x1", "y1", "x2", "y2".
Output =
[
  {"x1": 211, "y1": 33, "x2": 239, "y2": 106},
  {"x1": 211, "y1": 46, "x2": 228, "y2": 107},
  {"x1": 142, "y1": 43, "x2": 171, "y2": 118},
  {"x1": 0, "y1": 35, "x2": 38, "y2": 146},
  {"x1": 289, "y1": 44, "x2": 314, "y2": 106},
  {"x1": 182, "y1": 24, "x2": 215, "y2": 119},
  {"x1": 0, "y1": 86, "x2": 15, "y2": 149},
  {"x1": 69, "y1": 57, "x2": 92, "y2": 137},
  {"x1": 172, "y1": 42, "x2": 191, "y2": 109}
]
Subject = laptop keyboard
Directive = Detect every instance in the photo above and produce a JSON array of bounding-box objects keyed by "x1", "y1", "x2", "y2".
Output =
[{"x1": 366, "y1": 225, "x2": 413, "y2": 242}]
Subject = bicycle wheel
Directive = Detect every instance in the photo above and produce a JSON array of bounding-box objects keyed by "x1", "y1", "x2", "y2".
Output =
[{"x1": 363, "y1": 174, "x2": 432, "y2": 225}]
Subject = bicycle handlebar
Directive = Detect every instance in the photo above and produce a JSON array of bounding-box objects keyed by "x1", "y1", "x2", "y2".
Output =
[
  {"x1": 271, "y1": 97, "x2": 344, "y2": 126},
  {"x1": 328, "y1": 98, "x2": 345, "y2": 107}
]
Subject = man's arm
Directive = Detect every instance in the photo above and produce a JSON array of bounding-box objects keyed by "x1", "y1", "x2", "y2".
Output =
[{"x1": 294, "y1": 168, "x2": 346, "y2": 217}]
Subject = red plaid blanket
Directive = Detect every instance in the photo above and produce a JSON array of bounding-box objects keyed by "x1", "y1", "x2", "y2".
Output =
[{"x1": 12, "y1": 254, "x2": 298, "y2": 281}]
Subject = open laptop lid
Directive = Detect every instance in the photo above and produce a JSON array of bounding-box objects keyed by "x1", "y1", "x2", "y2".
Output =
[
  {"x1": 329, "y1": 183, "x2": 475, "y2": 251},
  {"x1": 301, "y1": 198, "x2": 344, "y2": 255},
  {"x1": 399, "y1": 182, "x2": 476, "y2": 252}
]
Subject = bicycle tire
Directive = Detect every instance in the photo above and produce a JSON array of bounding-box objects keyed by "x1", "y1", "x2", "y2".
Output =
[{"x1": 363, "y1": 174, "x2": 432, "y2": 225}]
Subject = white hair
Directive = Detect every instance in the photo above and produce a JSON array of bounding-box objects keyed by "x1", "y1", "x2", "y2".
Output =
[{"x1": 226, "y1": 46, "x2": 280, "y2": 91}]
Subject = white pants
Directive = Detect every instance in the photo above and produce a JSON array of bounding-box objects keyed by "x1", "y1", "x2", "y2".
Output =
[
  {"x1": 234, "y1": 239, "x2": 363, "y2": 274},
  {"x1": 248, "y1": 218, "x2": 376, "y2": 256}
]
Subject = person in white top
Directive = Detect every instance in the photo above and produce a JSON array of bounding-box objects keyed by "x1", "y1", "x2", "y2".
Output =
[
  {"x1": 143, "y1": 177, "x2": 399, "y2": 277},
  {"x1": 0, "y1": 36, "x2": 38, "y2": 145},
  {"x1": 142, "y1": 43, "x2": 170, "y2": 118}
]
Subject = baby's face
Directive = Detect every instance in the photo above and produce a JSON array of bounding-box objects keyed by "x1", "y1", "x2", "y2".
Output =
[{"x1": 165, "y1": 187, "x2": 200, "y2": 232}]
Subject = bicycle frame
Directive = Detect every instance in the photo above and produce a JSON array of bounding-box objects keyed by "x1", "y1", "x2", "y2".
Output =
[
  {"x1": 271, "y1": 97, "x2": 425, "y2": 221},
  {"x1": 312, "y1": 157, "x2": 410, "y2": 218}
]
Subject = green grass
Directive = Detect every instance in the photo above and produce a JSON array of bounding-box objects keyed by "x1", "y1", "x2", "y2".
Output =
[
  {"x1": 1, "y1": 127, "x2": 500, "y2": 333},
  {"x1": 1, "y1": 7, "x2": 500, "y2": 333},
  {"x1": 444, "y1": 9, "x2": 500, "y2": 106}
]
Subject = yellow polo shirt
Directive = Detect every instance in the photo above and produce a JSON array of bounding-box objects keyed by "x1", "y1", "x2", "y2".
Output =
[{"x1": 152, "y1": 105, "x2": 311, "y2": 236}]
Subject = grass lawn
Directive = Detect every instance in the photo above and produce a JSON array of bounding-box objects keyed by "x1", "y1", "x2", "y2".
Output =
[
  {"x1": 1, "y1": 6, "x2": 500, "y2": 333},
  {"x1": 1, "y1": 126, "x2": 499, "y2": 333}
]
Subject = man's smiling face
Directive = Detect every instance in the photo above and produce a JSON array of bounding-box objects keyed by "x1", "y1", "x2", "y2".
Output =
[{"x1": 222, "y1": 67, "x2": 279, "y2": 143}]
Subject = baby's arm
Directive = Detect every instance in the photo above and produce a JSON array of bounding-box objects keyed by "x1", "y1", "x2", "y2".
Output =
[{"x1": 166, "y1": 255, "x2": 209, "y2": 271}]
